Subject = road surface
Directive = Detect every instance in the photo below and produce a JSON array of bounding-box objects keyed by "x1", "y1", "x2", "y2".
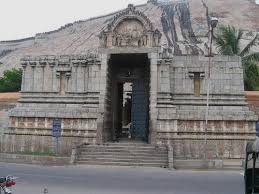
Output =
[{"x1": 0, "y1": 163, "x2": 244, "y2": 194}]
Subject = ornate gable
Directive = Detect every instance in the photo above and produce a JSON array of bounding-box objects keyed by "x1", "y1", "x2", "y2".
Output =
[{"x1": 99, "y1": 4, "x2": 162, "y2": 48}]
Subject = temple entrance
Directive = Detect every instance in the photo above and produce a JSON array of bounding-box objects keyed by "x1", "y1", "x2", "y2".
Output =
[{"x1": 109, "y1": 54, "x2": 150, "y2": 142}]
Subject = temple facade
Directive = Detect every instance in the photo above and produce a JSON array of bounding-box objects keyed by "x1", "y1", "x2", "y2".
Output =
[{"x1": 1, "y1": 4, "x2": 257, "y2": 160}]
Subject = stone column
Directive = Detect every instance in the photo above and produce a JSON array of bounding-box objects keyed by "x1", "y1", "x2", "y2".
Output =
[{"x1": 149, "y1": 52, "x2": 158, "y2": 144}]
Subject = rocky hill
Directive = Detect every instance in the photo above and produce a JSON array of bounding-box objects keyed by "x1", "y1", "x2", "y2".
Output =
[{"x1": 0, "y1": 0, "x2": 258, "y2": 75}]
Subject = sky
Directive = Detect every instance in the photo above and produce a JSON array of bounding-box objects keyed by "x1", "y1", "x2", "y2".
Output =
[{"x1": 0, "y1": 0, "x2": 147, "y2": 41}]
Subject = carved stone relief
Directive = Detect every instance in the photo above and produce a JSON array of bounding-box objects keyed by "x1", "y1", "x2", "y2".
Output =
[
  {"x1": 99, "y1": 4, "x2": 162, "y2": 48},
  {"x1": 113, "y1": 19, "x2": 147, "y2": 47}
]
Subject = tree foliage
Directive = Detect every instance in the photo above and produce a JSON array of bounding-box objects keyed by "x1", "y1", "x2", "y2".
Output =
[
  {"x1": 215, "y1": 25, "x2": 259, "y2": 90},
  {"x1": 0, "y1": 68, "x2": 22, "y2": 92}
]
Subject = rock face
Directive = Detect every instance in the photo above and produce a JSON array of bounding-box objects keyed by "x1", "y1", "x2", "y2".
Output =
[{"x1": 0, "y1": 0, "x2": 258, "y2": 75}]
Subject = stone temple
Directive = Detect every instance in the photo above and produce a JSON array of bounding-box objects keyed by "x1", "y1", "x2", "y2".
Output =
[{"x1": 1, "y1": 2, "x2": 258, "y2": 164}]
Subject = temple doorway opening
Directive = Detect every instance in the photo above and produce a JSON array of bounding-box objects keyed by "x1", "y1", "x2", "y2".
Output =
[{"x1": 109, "y1": 53, "x2": 150, "y2": 142}]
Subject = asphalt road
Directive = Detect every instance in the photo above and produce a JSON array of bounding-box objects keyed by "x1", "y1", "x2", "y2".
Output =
[{"x1": 0, "y1": 163, "x2": 244, "y2": 194}]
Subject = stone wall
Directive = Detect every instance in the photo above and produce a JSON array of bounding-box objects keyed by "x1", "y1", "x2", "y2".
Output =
[
  {"x1": 245, "y1": 91, "x2": 259, "y2": 115},
  {"x1": 1, "y1": 55, "x2": 103, "y2": 155},
  {"x1": 3, "y1": 54, "x2": 258, "y2": 160},
  {"x1": 155, "y1": 56, "x2": 258, "y2": 159},
  {"x1": 0, "y1": 93, "x2": 19, "y2": 132}
]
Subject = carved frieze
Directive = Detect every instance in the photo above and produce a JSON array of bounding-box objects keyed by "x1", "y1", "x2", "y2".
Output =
[{"x1": 99, "y1": 4, "x2": 162, "y2": 48}]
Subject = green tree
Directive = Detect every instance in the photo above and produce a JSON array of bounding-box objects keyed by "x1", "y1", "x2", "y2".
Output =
[
  {"x1": 215, "y1": 25, "x2": 259, "y2": 90},
  {"x1": 0, "y1": 68, "x2": 22, "y2": 92}
]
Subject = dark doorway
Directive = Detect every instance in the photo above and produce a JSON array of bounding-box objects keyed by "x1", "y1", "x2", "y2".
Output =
[{"x1": 109, "y1": 54, "x2": 150, "y2": 142}]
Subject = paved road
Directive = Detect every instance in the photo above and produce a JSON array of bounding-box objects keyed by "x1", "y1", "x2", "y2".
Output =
[{"x1": 0, "y1": 163, "x2": 244, "y2": 194}]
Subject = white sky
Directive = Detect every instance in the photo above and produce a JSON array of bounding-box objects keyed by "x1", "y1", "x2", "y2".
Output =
[
  {"x1": 0, "y1": 0, "x2": 147, "y2": 41},
  {"x1": 256, "y1": 0, "x2": 259, "y2": 4}
]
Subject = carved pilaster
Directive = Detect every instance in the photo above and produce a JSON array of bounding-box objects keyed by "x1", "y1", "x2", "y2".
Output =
[
  {"x1": 29, "y1": 61, "x2": 37, "y2": 91},
  {"x1": 65, "y1": 72, "x2": 71, "y2": 92},
  {"x1": 157, "y1": 58, "x2": 172, "y2": 93},
  {"x1": 80, "y1": 60, "x2": 87, "y2": 92},
  {"x1": 71, "y1": 60, "x2": 79, "y2": 92},
  {"x1": 49, "y1": 61, "x2": 56, "y2": 92},
  {"x1": 20, "y1": 61, "x2": 28, "y2": 92},
  {"x1": 39, "y1": 61, "x2": 47, "y2": 91}
]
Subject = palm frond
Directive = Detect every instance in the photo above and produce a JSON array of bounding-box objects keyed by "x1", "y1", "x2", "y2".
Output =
[
  {"x1": 240, "y1": 34, "x2": 259, "y2": 57},
  {"x1": 214, "y1": 25, "x2": 241, "y2": 55},
  {"x1": 242, "y1": 52, "x2": 259, "y2": 64},
  {"x1": 243, "y1": 60, "x2": 259, "y2": 90}
]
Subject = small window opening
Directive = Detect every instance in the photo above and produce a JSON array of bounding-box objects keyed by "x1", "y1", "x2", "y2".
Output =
[{"x1": 194, "y1": 72, "x2": 201, "y2": 97}]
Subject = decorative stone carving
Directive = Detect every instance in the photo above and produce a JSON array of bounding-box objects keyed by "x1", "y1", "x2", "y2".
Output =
[
  {"x1": 65, "y1": 72, "x2": 71, "y2": 78},
  {"x1": 99, "y1": 31, "x2": 108, "y2": 48},
  {"x1": 81, "y1": 60, "x2": 87, "y2": 67},
  {"x1": 39, "y1": 61, "x2": 47, "y2": 67},
  {"x1": 188, "y1": 72, "x2": 205, "y2": 79},
  {"x1": 21, "y1": 60, "x2": 28, "y2": 68},
  {"x1": 58, "y1": 55, "x2": 70, "y2": 66},
  {"x1": 99, "y1": 4, "x2": 162, "y2": 48},
  {"x1": 112, "y1": 19, "x2": 147, "y2": 47},
  {"x1": 56, "y1": 72, "x2": 61, "y2": 78},
  {"x1": 72, "y1": 60, "x2": 80, "y2": 67},
  {"x1": 49, "y1": 61, "x2": 56, "y2": 68},
  {"x1": 29, "y1": 61, "x2": 37, "y2": 68},
  {"x1": 153, "y1": 29, "x2": 162, "y2": 47}
]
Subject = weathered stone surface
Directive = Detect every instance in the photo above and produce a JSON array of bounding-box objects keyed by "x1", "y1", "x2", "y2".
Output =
[
  {"x1": 1, "y1": 3, "x2": 258, "y2": 160},
  {"x1": 0, "y1": 0, "x2": 259, "y2": 75}
]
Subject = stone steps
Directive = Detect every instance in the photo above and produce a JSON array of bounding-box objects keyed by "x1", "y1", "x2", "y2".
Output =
[
  {"x1": 79, "y1": 152, "x2": 167, "y2": 157},
  {"x1": 78, "y1": 156, "x2": 168, "y2": 161},
  {"x1": 77, "y1": 161, "x2": 168, "y2": 168},
  {"x1": 76, "y1": 143, "x2": 169, "y2": 168},
  {"x1": 79, "y1": 150, "x2": 168, "y2": 154}
]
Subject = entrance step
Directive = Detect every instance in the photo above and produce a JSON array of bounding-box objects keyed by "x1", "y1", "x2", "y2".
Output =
[{"x1": 76, "y1": 143, "x2": 168, "y2": 168}]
